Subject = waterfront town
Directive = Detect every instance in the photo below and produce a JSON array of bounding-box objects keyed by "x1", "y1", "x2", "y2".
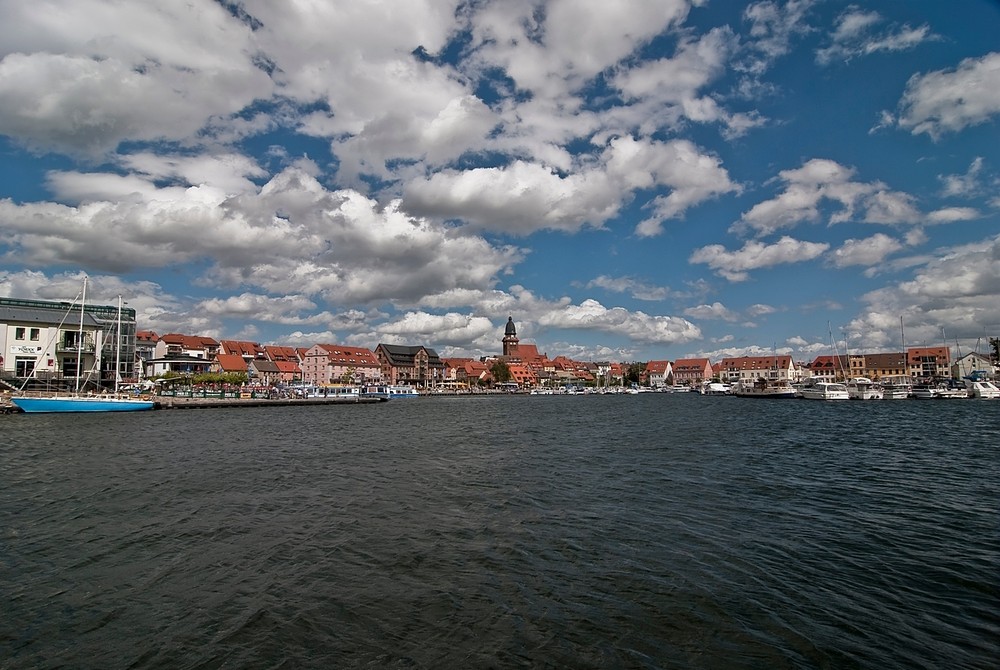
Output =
[{"x1": 2, "y1": 295, "x2": 997, "y2": 399}]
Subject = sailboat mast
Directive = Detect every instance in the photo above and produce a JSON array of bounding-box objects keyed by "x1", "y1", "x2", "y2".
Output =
[
  {"x1": 115, "y1": 295, "x2": 123, "y2": 394},
  {"x1": 76, "y1": 277, "x2": 87, "y2": 393}
]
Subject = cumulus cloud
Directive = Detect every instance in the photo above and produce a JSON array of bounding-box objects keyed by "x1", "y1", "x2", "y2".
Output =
[
  {"x1": 0, "y1": 0, "x2": 273, "y2": 156},
  {"x1": 895, "y1": 52, "x2": 1000, "y2": 139},
  {"x1": 0, "y1": 166, "x2": 524, "y2": 301},
  {"x1": 846, "y1": 234, "x2": 1000, "y2": 349},
  {"x1": 403, "y1": 136, "x2": 737, "y2": 236},
  {"x1": 689, "y1": 236, "x2": 830, "y2": 281},
  {"x1": 829, "y1": 233, "x2": 903, "y2": 268},
  {"x1": 537, "y1": 299, "x2": 702, "y2": 344},
  {"x1": 734, "y1": 158, "x2": 921, "y2": 235}
]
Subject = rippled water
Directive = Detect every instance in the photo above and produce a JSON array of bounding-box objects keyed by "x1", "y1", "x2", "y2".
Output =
[{"x1": 2, "y1": 394, "x2": 997, "y2": 668}]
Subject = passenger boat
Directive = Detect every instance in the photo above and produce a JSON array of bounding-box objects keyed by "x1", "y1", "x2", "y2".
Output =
[
  {"x1": 846, "y1": 377, "x2": 883, "y2": 400},
  {"x1": 361, "y1": 384, "x2": 421, "y2": 399},
  {"x1": 799, "y1": 380, "x2": 850, "y2": 400},
  {"x1": 732, "y1": 378, "x2": 796, "y2": 399}
]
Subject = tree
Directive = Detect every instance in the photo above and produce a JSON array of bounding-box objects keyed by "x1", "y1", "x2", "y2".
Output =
[
  {"x1": 625, "y1": 362, "x2": 644, "y2": 385},
  {"x1": 490, "y1": 360, "x2": 512, "y2": 384},
  {"x1": 990, "y1": 337, "x2": 1000, "y2": 365}
]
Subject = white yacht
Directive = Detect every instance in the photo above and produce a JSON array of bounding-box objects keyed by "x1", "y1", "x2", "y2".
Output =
[
  {"x1": 965, "y1": 378, "x2": 1000, "y2": 399},
  {"x1": 799, "y1": 381, "x2": 850, "y2": 400},
  {"x1": 846, "y1": 377, "x2": 883, "y2": 400},
  {"x1": 880, "y1": 375, "x2": 913, "y2": 400}
]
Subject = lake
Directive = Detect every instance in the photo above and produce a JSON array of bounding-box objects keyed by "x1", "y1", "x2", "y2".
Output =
[{"x1": 2, "y1": 393, "x2": 997, "y2": 668}]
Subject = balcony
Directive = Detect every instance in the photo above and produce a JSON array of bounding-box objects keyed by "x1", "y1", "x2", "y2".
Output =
[{"x1": 56, "y1": 341, "x2": 96, "y2": 354}]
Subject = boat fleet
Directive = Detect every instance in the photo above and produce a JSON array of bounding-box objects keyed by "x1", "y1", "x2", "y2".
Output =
[{"x1": 699, "y1": 374, "x2": 1000, "y2": 400}]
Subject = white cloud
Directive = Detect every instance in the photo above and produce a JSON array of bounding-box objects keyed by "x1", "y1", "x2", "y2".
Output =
[
  {"x1": 403, "y1": 136, "x2": 737, "y2": 236},
  {"x1": 586, "y1": 275, "x2": 669, "y2": 301},
  {"x1": 926, "y1": 207, "x2": 980, "y2": 224},
  {"x1": 735, "y1": 158, "x2": 921, "y2": 235},
  {"x1": 689, "y1": 236, "x2": 830, "y2": 281},
  {"x1": 683, "y1": 302, "x2": 739, "y2": 321},
  {"x1": 829, "y1": 233, "x2": 903, "y2": 268},
  {"x1": 847, "y1": 235, "x2": 1000, "y2": 349},
  {"x1": 896, "y1": 52, "x2": 1000, "y2": 139},
  {"x1": 737, "y1": 0, "x2": 816, "y2": 75},
  {"x1": 816, "y1": 8, "x2": 933, "y2": 65},
  {"x1": 938, "y1": 157, "x2": 985, "y2": 197},
  {"x1": 537, "y1": 299, "x2": 702, "y2": 344},
  {"x1": 0, "y1": 0, "x2": 273, "y2": 156},
  {"x1": 0, "y1": 166, "x2": 524, "y2": 303}
]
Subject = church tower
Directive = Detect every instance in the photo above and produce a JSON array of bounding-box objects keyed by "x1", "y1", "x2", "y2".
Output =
[{"x1": 502, "y1": 316, "x2": 519, "y2": 357}]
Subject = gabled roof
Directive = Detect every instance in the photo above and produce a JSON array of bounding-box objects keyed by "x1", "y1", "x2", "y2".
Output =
[
  {"x1": 720, "y1": 355, "x2": 793, "y2": 370},
  {"x1": 221, "y1": 339, "x2": 266, "y2": 358},
  {"x1": 265, "y1": 345, "x2": 300, "y2": 362},
  {"x1": 376, "y1": 343, "x2": 444, "y2": 367},
  {"x1": 250, "y1": 359, "x2": 281, "y2": 373},
  {"x1": 864, "y1": 352, "x2": 905, "y2": 368},
  {"x1": 645, "y1": 360, "x2": 671, "y2": 373},
  {"x1": 311, "y1": 344, "x2": 379, "y2": 366},
  {"x1": 136, "y1": 330, "x2": 159, "y2": 343},
  {"x1": 274, "y1": 360, "x2": 301, "y2": 374},
  {"x1": 160, "y1": 333, "x2": 220, "y2": 349},
  {"x1": 673, "y1": 357, "x2": 711, "y2": 371},
  {"x1": 215, "y1": 353, "x2": 248, "y2": 372}
]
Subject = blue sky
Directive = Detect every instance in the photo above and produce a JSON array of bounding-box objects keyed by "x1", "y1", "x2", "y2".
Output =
[{"x1": 1, "y1": 0, "x2": 998, "y2": 363}]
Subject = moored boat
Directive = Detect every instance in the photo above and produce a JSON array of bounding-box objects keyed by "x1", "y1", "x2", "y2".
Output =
[
  {"x1": 880, "y1": 375, "x2": 913, "y2": 400},
  {"x1": 799, "y1": 380, "x2": 850, "y2": 400},
  {"x1": 362, "y1": 384, "x2": 421, "y2": 399},
  {"x1": 965, "y1": 374, "x2": 1000, "y2": 399},
  {"x1": 10, "y1": 281, "x2": 154, "y2": 414},
  {"x1": 846, "y1": 377, "x2": 883, "y2": 400},
  {"x1": 732, "y1": 378, "x2": 797, "y2": 399},
  {"x1": 12, "y1": 395, "x2": 154, "y2": 413}
]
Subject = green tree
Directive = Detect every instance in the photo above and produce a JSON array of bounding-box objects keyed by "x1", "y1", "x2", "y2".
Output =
[
  {"x1": 990, "y1": 337, "x2": 1000, "y2": 365},
  {"x1": 625, "y1": 362, "x2": 644, "y2": 385},
  {"x1": 490, "y1": 360, "x2": 512, "y2": 384}
]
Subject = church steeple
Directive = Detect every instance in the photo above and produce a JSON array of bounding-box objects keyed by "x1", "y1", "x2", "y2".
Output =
[{"x1": 502, "y1": 316, "x2": 519, "y2": 356}]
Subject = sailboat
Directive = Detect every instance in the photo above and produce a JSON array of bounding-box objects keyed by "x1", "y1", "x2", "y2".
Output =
[{"x1": 11, "y1": 279, "x2": 154, "y2": 413}]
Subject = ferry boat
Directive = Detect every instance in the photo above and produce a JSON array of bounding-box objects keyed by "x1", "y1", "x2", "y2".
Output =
[{"x1": 362, "y1": 384, "x2": 420, "y2": 399}]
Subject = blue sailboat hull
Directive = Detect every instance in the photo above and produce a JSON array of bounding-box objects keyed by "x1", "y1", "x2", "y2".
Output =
[{"x1": 12, "y1": 396, "x2": 154, "y2": 413}]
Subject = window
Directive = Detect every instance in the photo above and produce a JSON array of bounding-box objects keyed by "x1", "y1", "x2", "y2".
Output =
[
  {"x1": 30, "y1": 328, "x2": 40, "y2": 341},
  {"x1": 15, "y1": 327, "x2": 25, "y2": 340}
]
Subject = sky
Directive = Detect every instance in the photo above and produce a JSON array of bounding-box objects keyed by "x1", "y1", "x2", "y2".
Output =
[{"x1": 1, "y1": 0, "x2": 998, "y2": 364}]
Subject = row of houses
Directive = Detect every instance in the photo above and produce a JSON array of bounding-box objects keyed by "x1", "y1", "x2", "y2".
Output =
[
  {"x1": 649, "y1": 347, "x2": 995, "y2": 387},
  {"x1": 139, "y1": 328, "x2": 623, "y2": 389},
  {"x1": 2, "y1": 297, "x2": 995, "y2": 392}
]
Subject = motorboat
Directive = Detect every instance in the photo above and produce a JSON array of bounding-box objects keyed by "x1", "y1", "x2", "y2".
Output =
[
  {"x1": 846, "y1": 377, "x2": 883, "y2": 400},
  {"x1": 799, "y1": 380, "x2": 850, "y2": 400},
  {"x1": 965, "y1": 377, "x2": 1000, "y2": 399},
  {"x1": 880, "y1": 375, "x2": 913, "y2": 400},
  {"x1": 732, "y1": 378, "x2": 797, "y2": 399}
]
